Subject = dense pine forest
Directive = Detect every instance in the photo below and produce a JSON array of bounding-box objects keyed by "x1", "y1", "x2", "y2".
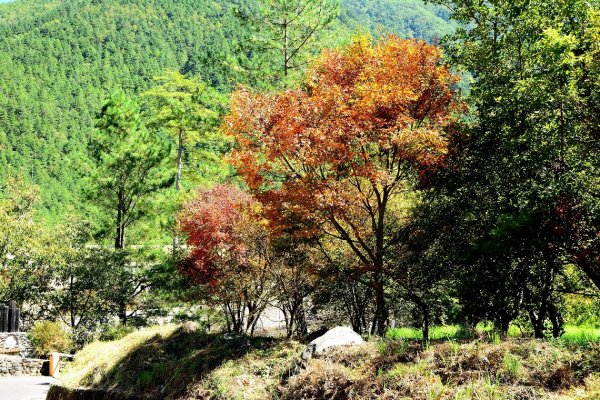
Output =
[
  {"x1": 0, "y1": 0, "x2": 599, "y2": 399},
  {"x1": 0, "y1": 0, "x2": 454, "y2": 223}
]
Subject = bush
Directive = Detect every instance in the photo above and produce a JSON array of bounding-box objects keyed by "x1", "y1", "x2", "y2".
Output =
[
  {"x1": 98, "y1": 324, "x2": 135, "y2": 342},
  {"x1": 28, "y1": 321, "x2": 73, "y2": 357}
]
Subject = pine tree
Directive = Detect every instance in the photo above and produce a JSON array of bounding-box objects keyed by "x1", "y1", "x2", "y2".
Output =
[{"x1": 90, "y1": 91, "x2": 172, "y2": 249}]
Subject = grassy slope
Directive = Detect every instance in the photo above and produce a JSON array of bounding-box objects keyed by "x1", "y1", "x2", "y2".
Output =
[
  {"x1": 59, "y1": 325, "x2": 302, "y2": 399},
  {"x1": 58, "y1": 325, "x2": 600, "y2": 400}
]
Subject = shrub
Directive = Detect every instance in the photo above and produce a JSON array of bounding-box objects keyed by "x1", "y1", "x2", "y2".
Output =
[
  {"x1": 98, "y1": 324, "x2": 135, "y2": 342},
  {"x1": 28, "y1": 320, "x2": 73, "y2": 357}
]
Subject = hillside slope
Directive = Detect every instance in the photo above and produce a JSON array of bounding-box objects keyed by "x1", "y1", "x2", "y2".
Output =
[
  {"x1": 49, "y1": 325, "x2": 600, "y2": 399},
  {"x1": 0, "y1": 0, "x2": 247, "y2": 219},
  {"x1": 0, "y1": 0, "x2": 454, "y2": 221},
  {"x1": 342, "y1": 0, "x2": 456, "y2": 41}
]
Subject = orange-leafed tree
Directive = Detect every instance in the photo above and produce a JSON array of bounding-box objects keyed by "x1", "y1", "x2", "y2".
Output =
[
  {"x1": 179, "y1": 184, "x2": 273, "y2": 335},
  {"x1": 226, "y1": 35, "x2": 462, "y2": 335}
]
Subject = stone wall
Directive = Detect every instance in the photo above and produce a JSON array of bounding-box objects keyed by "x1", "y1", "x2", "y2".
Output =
[
  {"x1": 0, "y1": 355, "x2": 46, "y2": 376},
  {"x1": 0, "y1": 332, "x2": 33, "y2": 357}
]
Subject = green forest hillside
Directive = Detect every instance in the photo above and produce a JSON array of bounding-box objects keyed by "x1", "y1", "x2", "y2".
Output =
[
  {"x1": 0, "y1": 0, "x2": 454, "y2": 222},
  {"x1": 341, "y1": 0, "x2": 456, "y2": 41}
]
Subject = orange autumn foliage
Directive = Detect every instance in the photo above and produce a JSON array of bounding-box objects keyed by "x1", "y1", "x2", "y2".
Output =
[
  {"x1": 225, "y1": 36, "x2": 463, "y2": 334},
  {"x1": 226, "y1": 35, "x2": 460, "y2": 234}
]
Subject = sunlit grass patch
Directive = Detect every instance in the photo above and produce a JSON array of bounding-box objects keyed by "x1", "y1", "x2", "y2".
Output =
[
  {"x1": 386, "y1": 324, "x2": 600, "y2": 345},
  {"x1": 61, "y1": 325, "x2": 178, "y2": 389},
  {"x1": 561, "y1": 325, "x2": 600, "y2": 345},
  {"x1": 58, "y1": 324, "x2": 300, "y2": 399},
  {"x1": 386, "y1": 325, "x2": 466, "y2": 341}
]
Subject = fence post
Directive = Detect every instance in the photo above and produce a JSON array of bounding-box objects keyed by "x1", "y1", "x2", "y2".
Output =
[
  {"x1": 0, "y1": 304, "x2": 8, "y2": 333},
  {"x1": 0, "y1": 302, "x2": 20, "y2": 332},
  {"x1": 49, "y1": 353, "x2": 60, "y2": 377},
  {"x1": 8, "y1": 301, "x2": 17, "y2": 332}
]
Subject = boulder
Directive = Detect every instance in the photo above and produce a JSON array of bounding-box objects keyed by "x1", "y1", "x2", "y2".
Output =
[
  {"x1": 180, "y1": 321, "x2": 199, "y2": 334},
  {"x1": 302, "y1": 326, "x2": 364, "y2": 360}
]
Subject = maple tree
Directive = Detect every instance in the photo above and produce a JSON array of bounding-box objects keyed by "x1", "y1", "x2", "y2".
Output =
[
  {"x1": 226, "y1": 35, "x2": 462, "y2": 335},
  {"x1": 179, "y1": 184, "x2": 273, "y2": 335}
]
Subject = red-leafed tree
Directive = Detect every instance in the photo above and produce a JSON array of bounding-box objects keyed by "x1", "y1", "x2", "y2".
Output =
[
  {"x1": 226, "y1": 35, "x2": 462, "y2": 335},
  {"x1": 179, "y1": 184, "x2": 273, "y2": 335}
]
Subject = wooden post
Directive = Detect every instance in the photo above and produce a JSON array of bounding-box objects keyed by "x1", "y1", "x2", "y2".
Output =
[
  {"x1": 14, "y1": 308, "x2": 20, "y2": 332},
  {"x1": 49, "y1": 353, "x2": 60, "y2": 377},
  {"x1": 8, "y1": 301, "x2": 17, "y2": 332},
  {"x1": 1, "y1": 304, "x2": 8, "y2": 333}
]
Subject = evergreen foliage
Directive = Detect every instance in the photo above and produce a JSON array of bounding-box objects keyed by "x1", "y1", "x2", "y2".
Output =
[{"x1": 0, "y1": 0, "x2": 454, "y2": 225}]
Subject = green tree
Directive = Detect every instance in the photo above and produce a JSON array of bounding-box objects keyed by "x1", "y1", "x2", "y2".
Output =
[
  {"x1": 428, "y1": 0, "x2": 599, "y2": 337},
  {"x1": 145, "y1": 70, "x2": 225, "y2": 248},
  {"x1": 90, "y1": 91, "x2": 172, "y2": 249},
  {"x1": 0, "y1": 178, "x2": 59, "y2": 316},
  {"x1": 238, "y1": 0, "x2": 341, "y2": 85}
]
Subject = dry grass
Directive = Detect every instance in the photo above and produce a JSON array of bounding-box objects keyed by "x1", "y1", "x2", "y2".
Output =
[
  {"x1": 281, "y1": 339, "x2": 600, "y2": 400},
  {"x1": 58, "y1": 326, "x2": 600, "y2": 400},
  {"x1": 59, "y1": 324, "x2": 300, "y2": 399},
  {"x1": 60, "y1": 325, "x2": 178, "y2": 389},
  {"x1": 186, "y1": 341, "x2": 303, "y2": 400}
]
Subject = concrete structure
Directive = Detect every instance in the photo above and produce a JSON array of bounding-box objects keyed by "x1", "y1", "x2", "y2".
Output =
[
  {"x1": 0, "y1": 332, "x2": 47, "y2": 376},
  {"x1": 0, "y1": 332, "x2": 34, "y2": 357}
]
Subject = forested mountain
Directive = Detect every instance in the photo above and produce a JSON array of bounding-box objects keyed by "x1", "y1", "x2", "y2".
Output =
[
  {"x1": 341, "y1": 0, "x2": 456, "y2": 41},
  {"x1": 0, "y1": 0, "x2": 453, "y2": 221}
]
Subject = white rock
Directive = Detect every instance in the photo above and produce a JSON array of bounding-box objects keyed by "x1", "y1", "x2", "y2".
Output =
[
  {"x1": 4, "y1": 335, "x2": 17, "y2": 348},
  {"x1": 302, "y1": 326, "x2": 364, "y2": 360}
]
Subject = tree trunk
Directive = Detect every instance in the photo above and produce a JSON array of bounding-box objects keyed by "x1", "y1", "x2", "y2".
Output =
[
  {"x1": 283, "y1": 19, "x2": 289, "y2": 77},
  {"x1": 173, "y1": 129, "x2": 184, "y2": 252},
  {"x1": 115, "y1": 190, "x2": 126, "y2": 249},
  {"x1": 421, "y1": 306, "x2": 430, "y2": 345},
  {"x1": 500, "y1": 316, "x2": 511, "y2": 336},
  {"x1": 371, "y1": 273, "x2": 388, "y2": 336},
  {"x1": 295, "y1": 301, "x2": 308, "y2": 337},
  {"x1": 115, "y1": 209, "x2": 123, "y2": 249},
  {"x1": 548, "y1": 302, "x2": 564, "y2": 339},
  {"x1": 118, "y1": 301, "x2": 127, "y2": 326},
  {"x1": 408, "y1": 291, "x2": 430, "y2": 345},
  {"x1": 576, "y1": 250, "x2": 600, "y2": 291}
]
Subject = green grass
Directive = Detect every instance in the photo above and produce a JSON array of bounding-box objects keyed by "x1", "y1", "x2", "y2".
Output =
[
  {"x1": 561, "y1": 325, "x2": 600, "y2": 345},
  {"x1": 387, "y1": 325, "x2": 465, "y2": 341},
  {"x1": 386, "y1": 324, "x2": 600, "y2": 344}
]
